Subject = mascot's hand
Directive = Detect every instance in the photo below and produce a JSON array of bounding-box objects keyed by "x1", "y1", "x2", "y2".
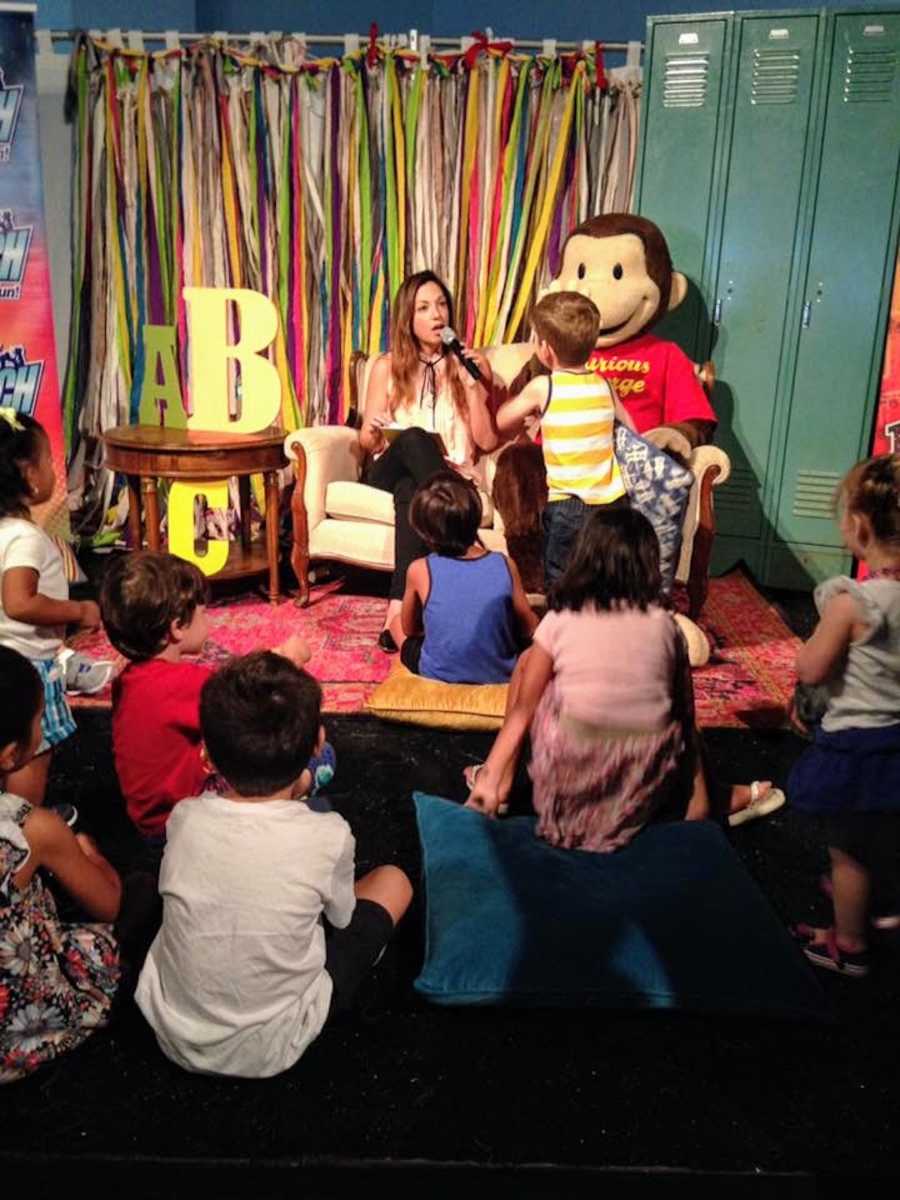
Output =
[{"x1": 644, "y1": 425, "x2": 693, "y2": 464}]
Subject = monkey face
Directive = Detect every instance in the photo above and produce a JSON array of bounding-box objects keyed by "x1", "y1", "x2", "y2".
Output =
[{"x1": 552, "y1": 233, "x2": 662, "y2": 348}]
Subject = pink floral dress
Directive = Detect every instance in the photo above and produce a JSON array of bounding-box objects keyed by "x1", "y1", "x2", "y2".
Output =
[{"x1": 0, "y1": 793, "x2": 119, "y2": 1084}]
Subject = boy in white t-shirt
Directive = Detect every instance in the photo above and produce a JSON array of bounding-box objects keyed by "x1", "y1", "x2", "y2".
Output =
[{"x1": 136, "y1": 650, "x2": 412, "y2": 1079}]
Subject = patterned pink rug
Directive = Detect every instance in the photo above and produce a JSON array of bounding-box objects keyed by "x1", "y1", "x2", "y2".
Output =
[{"x1": 70, "y1": 570, "x2": 801, "y2": 728}]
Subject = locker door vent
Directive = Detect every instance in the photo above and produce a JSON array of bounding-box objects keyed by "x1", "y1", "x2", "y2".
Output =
[
  {"x1": 792, "y1": 470, "x2": 841, "y2": 519},
  {"x1": 751, "y1": 49, "x2": 801, "y2": 105},
  {"x1": 715, "y1": 466, "x2": 758, "y2": 510},
  {"x1": 663, "y1": 54, "x2": 709, "y2": 108},
  {"x1": 844, "y1": 45, "x2": 897, "y2": 103}
]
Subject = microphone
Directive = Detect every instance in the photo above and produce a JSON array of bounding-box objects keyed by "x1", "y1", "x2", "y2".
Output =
[{"x1": 441, "y1": 326, "x2": 486, "y2": 385}]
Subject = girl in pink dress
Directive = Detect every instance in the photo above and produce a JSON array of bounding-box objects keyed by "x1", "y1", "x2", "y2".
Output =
[{"x1": 466, "y1": 507, "x2": 706, "y2": 852}]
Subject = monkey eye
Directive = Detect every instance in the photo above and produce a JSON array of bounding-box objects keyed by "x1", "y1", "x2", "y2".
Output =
[
  {"x1": 577, "y1": 263, "x2": 587, "y2": 280},
  {"x1": 612, "y1": 263, "x2": 623, "y2": 280}
]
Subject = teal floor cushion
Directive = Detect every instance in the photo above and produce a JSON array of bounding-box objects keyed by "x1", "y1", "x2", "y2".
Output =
[{"x1": 413, "y1": 793, "x2": 828, "y2": 1020}]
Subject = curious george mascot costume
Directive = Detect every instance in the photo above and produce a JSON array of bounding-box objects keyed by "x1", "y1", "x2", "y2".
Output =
[{"x1": 492, "y1": 214, "x2": 717, "y2": 601}]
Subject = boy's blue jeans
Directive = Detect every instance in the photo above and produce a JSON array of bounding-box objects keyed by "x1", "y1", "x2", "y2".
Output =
[{"x1": 542, "y1": 496, "x2": 588, "y2": 586}]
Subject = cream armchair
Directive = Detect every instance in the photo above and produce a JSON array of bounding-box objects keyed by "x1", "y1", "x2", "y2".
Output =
[{"x1": 284, "y1": 346, "x2": 731, "y2": 640}]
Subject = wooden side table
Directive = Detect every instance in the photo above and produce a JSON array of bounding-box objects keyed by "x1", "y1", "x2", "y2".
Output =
[{"x1": 102, "y1": 425, "x2": 287, "y2": 602}]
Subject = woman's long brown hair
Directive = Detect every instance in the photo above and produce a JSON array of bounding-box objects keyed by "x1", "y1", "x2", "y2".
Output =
[{"x1": 389, "y1": 271, "x2": 468, "y2": 419}]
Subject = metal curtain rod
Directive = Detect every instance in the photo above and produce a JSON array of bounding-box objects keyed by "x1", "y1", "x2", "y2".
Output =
[{"x1": 43, "y1": 29, "x2": 641, "y2": 52}]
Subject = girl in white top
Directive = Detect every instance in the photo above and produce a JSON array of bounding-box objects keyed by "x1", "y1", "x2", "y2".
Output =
[
  {"x1": 359, "y1": 271, "x2": 497, "y2": 650},
  {"x1": 790, "y1": 453, "x2": 900, "y2": 978},
  {"x1": 0, "y1": 410, "x2": 100, "y2": 804}
]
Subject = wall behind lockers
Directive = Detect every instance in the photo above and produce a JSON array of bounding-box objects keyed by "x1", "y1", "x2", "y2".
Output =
[{"x1": 36, "y1": 1, "x2": 885, "y2": 43}]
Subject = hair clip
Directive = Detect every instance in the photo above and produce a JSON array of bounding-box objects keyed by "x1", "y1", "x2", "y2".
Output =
[{"x1": 0, "y1": 407, "x2": 25, "y2": 433}]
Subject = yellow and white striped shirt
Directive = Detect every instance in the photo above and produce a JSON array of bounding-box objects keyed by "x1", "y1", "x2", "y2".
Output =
[{"x1": 541, "y1": 368, "x2": 625, "y2": 505}]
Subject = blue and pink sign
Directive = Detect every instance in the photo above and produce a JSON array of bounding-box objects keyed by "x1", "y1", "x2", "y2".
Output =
[{"x1": 0, "y1": 3, "x2": 66, "y2": 533}]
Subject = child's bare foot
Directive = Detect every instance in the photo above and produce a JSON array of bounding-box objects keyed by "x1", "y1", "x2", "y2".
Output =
[
  {"x1": 727, "y1": 781, "x2": 786, "y2": 827},
  {"x1": 274, "y1": 635, "x2": 312, "y2": 668}
]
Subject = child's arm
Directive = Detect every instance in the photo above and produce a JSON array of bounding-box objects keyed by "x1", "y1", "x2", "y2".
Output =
[
  {"x1": 496, "y1": 377, "x2": 548, "y2": 439},
  {"x1": 795, "y1": 592, "x2": 865, "y2": 685},
  {"x1": 466, "y1": 643, "x2": 554, "y2": 817},
  {"x1": 324, "y1": 828, "x2": 357, "y2": 930},
  {"x1": 22, "y1": 810, "x2": 121, "y2": 922},
  {"x1": 400, "y1": 558, "x2": 429, "y2": 637},
  {"x1": 460, "y1": 352, "x2": 499, "y2": 453},
  {"x1": 506, "y1": 557, "x2": 539, "y2": 642},
  {"x1": 612, "y1": 388, "x2": 637, "y2": 433},
  {"x1": 2, "y1": 567, "x2": 99, "y2": 629}
]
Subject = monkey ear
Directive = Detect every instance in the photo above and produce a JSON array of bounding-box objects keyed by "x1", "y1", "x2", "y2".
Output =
[{"x1": 668, "y1": 271, "x2": 688, "y2": 311}]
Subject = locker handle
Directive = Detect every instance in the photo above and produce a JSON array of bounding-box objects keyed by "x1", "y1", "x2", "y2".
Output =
[
  {"x1": 713, "y1": 298, "x2": 723, "y2": 326},
  {"x1": 801, "y1": 301, "x2": 812, "y2": 329}
]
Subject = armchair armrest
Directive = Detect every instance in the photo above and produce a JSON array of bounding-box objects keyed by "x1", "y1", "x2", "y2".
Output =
[
  {"x1": 284, "y1": 426, "x2": 365, "y2": 607},
  {"x1": 283, "y1": 426, "x2": 364, "y2": 531},
  {"x1": 677, "y1": 443, "x2": 732, "y2": 614}
]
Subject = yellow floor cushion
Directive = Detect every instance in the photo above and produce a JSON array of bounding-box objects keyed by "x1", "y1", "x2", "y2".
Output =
[{"x1": 365, "y1": 662, "x2": 508, "y2": 731}]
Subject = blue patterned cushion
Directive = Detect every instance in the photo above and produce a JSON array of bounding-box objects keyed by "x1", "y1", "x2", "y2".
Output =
[{"x1": 614, "y1": 425, "x2": 693, "y2": 595}]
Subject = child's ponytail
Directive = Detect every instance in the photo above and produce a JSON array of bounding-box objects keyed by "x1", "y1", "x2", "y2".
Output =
[
  {"x1": 840, "y1": 453, "x2": 900, "y2": 547},
  {"x1": 0, "y1": 409, "x2": 44, "y2": 518}
]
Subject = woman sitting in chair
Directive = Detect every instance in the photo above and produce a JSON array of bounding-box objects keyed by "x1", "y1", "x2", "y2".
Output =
[{"x1": 360, "y1": 270, "x2": 497, "y2": 652}]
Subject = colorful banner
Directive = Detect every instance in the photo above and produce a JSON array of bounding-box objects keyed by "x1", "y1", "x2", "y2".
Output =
[
  {"x1": 0, "y1": 2, "x2": 66, "y2": 533},
  {"x1": 871, "y1": 252, "x2": 900, "y2": 458}
]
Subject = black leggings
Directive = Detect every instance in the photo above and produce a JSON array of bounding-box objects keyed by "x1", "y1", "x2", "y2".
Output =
[{"x1": 365, "y1": 427, "x2": 446, "y2": 600}]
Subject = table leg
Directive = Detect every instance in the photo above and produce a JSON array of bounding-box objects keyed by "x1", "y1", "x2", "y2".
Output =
[
  {"x1": 126, "y1": 475, "x2": 142, "y2": 550},
  {"x1": 264, "y1": 470, "x2": 280, "y2": 603},
  {"x1": 143, "y1": 477, "x2": 162, "y2": 552},
  {"x1": 238, "y1": 475, "x2": 252, "y2": 552}
]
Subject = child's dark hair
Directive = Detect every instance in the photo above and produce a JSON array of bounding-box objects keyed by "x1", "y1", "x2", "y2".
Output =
[
  {"x1": 100, "y1": 551, "x2": 209, "y2": 662},
  {"x1": 410, "y1": 470, "x2": 483, "y2": 557},
  {"x1": 200, "y1": 651, "x2": 323, "y2": 796},
  {"x1": 840, "y1": 453, "x2": 900, "y2": 546},
  {"x1": 0, "y1": 645, "x2": 43, "y2": 749},
  {"x1": 549, "y1": 507, "x2": 662, "y2": 613},
  {"x1": 0, "y1": 411, "x2": 45, "y2": 518},
  {"x1": 530, "y1": 292, "x2": 601, "y2": 367}
]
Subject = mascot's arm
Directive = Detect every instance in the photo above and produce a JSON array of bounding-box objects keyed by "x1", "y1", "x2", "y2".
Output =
[{"x1": 661, "y1": 343, "x2": 717, "y2": 440}]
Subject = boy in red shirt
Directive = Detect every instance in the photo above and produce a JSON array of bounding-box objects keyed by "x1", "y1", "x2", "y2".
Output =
[{"x1": 100, "y1": 552, "x2": 328, "y2": 846}]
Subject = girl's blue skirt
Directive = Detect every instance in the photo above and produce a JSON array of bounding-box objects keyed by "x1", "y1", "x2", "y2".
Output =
[{"x1": 788, "y1": 722, "x2": 900, "y2": 815}]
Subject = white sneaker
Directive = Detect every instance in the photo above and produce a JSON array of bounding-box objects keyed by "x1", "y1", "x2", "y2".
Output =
[
  {"x1": 728, "y1": 782, "x2": 786, "y2": 828},
  {"x1": 64, "y1": 653, "x2": 115, "y2": 695}
]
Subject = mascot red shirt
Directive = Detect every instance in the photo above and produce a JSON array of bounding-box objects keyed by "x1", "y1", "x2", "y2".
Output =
[{"x1": 587, "y1": 333, "x2": 714, "y2": 435}]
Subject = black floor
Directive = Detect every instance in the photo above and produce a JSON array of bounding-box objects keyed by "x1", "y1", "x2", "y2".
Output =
[{"x1": 2, "y1": 573, "x2": 899, "y2": 1192}]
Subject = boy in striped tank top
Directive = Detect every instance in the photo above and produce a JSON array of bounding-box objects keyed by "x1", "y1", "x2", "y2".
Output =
[{"x1": 497, "y1": 292, "x2": 637, "y2": 584}]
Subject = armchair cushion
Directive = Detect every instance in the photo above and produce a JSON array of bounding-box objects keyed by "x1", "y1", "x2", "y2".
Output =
[
  {"x1": 365, "y1": 663, "x2": 507, "y2": 731},
  {"x1": 325, "y1": 481, "x2": 397, "y2": 525}
]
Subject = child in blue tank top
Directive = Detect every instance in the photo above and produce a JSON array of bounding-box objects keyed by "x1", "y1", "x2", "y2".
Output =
[{"x1": 391, "y1": 472, "x2": 537, "y2": 683}]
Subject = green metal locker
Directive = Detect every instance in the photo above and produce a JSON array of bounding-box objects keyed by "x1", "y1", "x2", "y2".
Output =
[
  {"x1": 768, "y1": 11, "x2": 900, "y2": 587},
  {"x1": 637, "y1": 8, "x2": 900, "y2": 590},
  {"x1": 707, "y1": 13, "x2": 822, "y2": 566},
  {"x1": 636, "y1": 15, "x2": 732, "y2": 362}
]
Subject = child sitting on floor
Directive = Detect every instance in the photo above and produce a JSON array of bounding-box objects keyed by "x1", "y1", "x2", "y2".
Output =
[
  {"x1": 390, "y1": 471, "x2": 537, "y2": 683},
  {"x1": 99, "y1": 551, "x2": 333, "y2": 849},
  {"x1": 136, "y1": 650, "x2": 413, "y2": 1078},
  {"x1": 466, "y1": 508, "x2": 703, "y2": 850},
  {"x1": 0, "y1": 646, "x2": 121, "y2": 1083},
  {"x1": 495, "y1": 292, "x2": 636, "y2": 585},
  {"x1": 0, "y1": 410, "x2": 110, "y2": 806},
  {"x1": 789, "y1": 453, "x2": 900, "y2": 978}
]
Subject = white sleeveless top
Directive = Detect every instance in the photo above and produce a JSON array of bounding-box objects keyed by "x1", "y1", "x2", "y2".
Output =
[
  {"x1": 815, "y1": 575, "x2": 900, "y2": 732},
  {"x1": 385, "y1": 368, "x2": 484, "y2": 487}
]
